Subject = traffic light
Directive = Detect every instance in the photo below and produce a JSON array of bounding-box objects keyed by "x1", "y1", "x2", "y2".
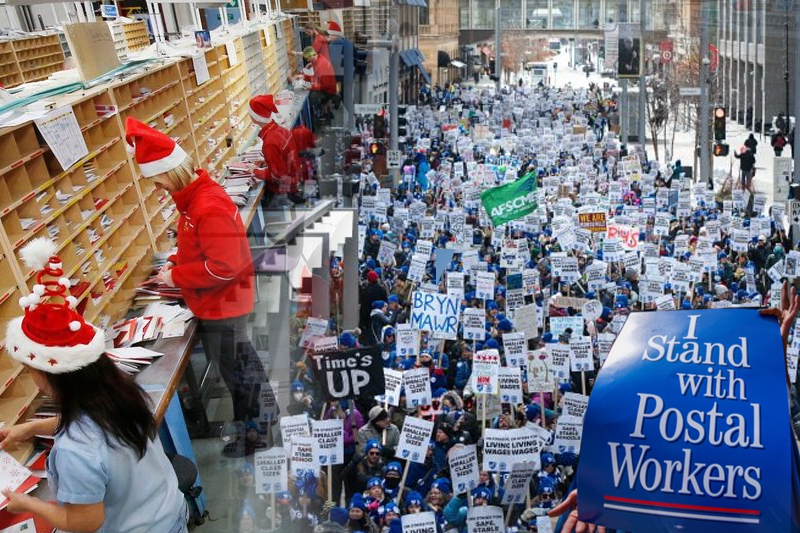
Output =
[
  {"x1": 397, "y1": 105, "x2": 407, "y2": 139},
  {"x1": 713, "y1": 141, "x2": 729, "y2": 157},
  {"x1": 370, "y1": 142, "x2": 385, "y2": 155},
  {"x1": 373, "y1": 114, "x2": 387, "y2": 139},
  {"x1": 714, "y1": 107, "x2": 726, "y2": 141}
]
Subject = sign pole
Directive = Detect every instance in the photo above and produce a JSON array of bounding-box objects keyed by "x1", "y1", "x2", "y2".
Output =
[
  {"x1": 395, "y1": 461, "x2": 411, "y2": 504},
  {"x1": 327, "y1": 464, "x2": 333, "y2": 503},
  {"x1": 271, "y1": 492, "x2": 276, "y2": 528}
]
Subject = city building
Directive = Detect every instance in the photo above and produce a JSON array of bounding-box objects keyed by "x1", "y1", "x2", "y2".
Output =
[{"x1": 419, "y1": 0, "x2": 463, "y2": 86}]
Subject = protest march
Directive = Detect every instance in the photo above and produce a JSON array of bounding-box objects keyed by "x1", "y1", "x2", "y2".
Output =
[{"x1": 235, "y1": 80, "x2": 800, "y2": 533}]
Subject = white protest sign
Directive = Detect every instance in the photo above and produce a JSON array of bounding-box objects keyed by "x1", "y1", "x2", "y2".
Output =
[
  {"x1": 553, "y1": 420, "x2": 583, "y2": 453},
  {"x1": 402, "y1": 512, "x2": 438, "y2": 533},
  {"x1": 582, "y1": 300, "x2": 602, "y2": 321},
  {"x1": 561, "y1": 392, "x2": 590, "y2": 422},
  {"x1": 259, "y1": 380, "x2": 279, "y2": 423},
  {"x1": 448, "y1": 444, "x2": 480, "y2": 494},
  {"x1": 280, "y1": 414, "x2": 310, "y2": 445},
  {"x1": 502, "y1": 332, "x2": 527, "y2": 367},
  {"x1": 462, "y1": 308, "x2": 486, "y2": 340},
  {"x1": 395, "y1": 324, "x2": 419, "y2": 358},
  {"x1": 410, "y1": 292, "x2": 460, "y2": 339},
  {"x1": 475, "y1": 271, "x2": 496, "y2": 300},
  {"x1": 290, "y1": 436, "x2": 320, "y2": 475},
  {"x1": 471, "y1": 349, "x2": 500, "y2": 395},
  {"x1": 482, "y1": 429, "x2": 512, "y2": 471},
  {"x1": 547, "y1": 345, "x2": 571, "y2": 379},
  {"x1": 498, "y1": 366, "x2": 523, "y2": 404},
  {"x1": 254, "y1": 447, "x2": 288, "y2": 494},
  {"x1": 527, "y1": 351, "x2": 553, "y2": 392},
  {"x1": 403, "y1": 367, "x2": 432, "y2": 407},
  {"x1": 396, "y1": 416, "x2": 434, "y2": 463},
  {"x1": 378, "y1": 368, "x2": 404, "y2": 406},
  {"x1": 501, "y1": 462, "x2": 538, "y2": 505},
  {"x1": 537, "y1": 516, "x2": 554, "y2": 533},
  {"x1": 299, "y1": 317, "x2": 328, "y2": 348},
  {"x1": 467, "y1": 506, "x2": 505, "y2": 533},
  {"x1": 311, "y1": 419, "x2": 344, "y2": 466},
  {"x1": 513, "y1": 303, "x2": 539, "y2": 341},
  {"x1": 569, "y1": 337, "x2": 593, "y2": 372}
]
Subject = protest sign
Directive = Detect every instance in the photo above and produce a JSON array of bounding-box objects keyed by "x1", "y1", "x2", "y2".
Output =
[
  {"x1": 527, "y1": 351, "x2": 554, "y2": 392},
  {"x1": 579, "y1": 310, "x2": 792, "y2": 533},
  {"x1": 448, "y1": 444, "x2": 480, "y2": 494},
  {"x1": 498, "y1": 366, "x2": 523, "y2": 404},
  {"x1": 480, "y1": 173, "x2": 537, "y2": 226},
  {"x1": 377, "y1": 241, "x2": 397, "y2": 266},
  {"x1": 254, "y1": 447, "x2": 288, "y2": 494},
  {"x1": 482, "y1": 429, "x2": 512, "y2": 471},
  {"x1": 562, "y1": 392, "x2": 590, "y2": 421},
  {"x1": 547, "y1": 344, "x2": 571, "y2": 379},
  {"x1": 402, "y1": 512, "x2": 438, "y2": 533},
  {"x1": 259, "y1": 380, "x2": 279, "y2": 423},
  {"x1": 410, "y1": 292, "x2": 460, "y2": 339},
  {"x1": 290, "y1": 436, "x2": 320, "y2": 476},
  {"x1": 403, "y1": 367, "x2": 432, "y2": 407},
  {"x1": 513, "y1": 303, "x2": 539, "y2": 340},
  {"x1": 578, "y1": 211, "x2": 607, "y2": 232},
  {"x1": 463, "y1": 308, "x2": 487, "y2": 341},
  {"x1": 553, "y1": 420, "x2": 583, "y2": 453},
  {"x1": 378, "y1": 368, "x2": 403, "y2": 406},
  {"x1": 582, "y1": 300, "x2": 603, "y2": 321},
  {"x1": 502, "y1": 332, "x2": 527, "y2": 367},
  {"x1": 395, "y1": 324, "x2": 419, "y2": 358},
  {"x1": 536, "y1": 516, "x2": 554, "y2": 533},
  {"x1": 569, "y1": 336, "x2": 594, "y2": 372},
  {"x1": 311, "y1": 345, "x2": 384, "y2": 400},
  {"x1": 501, "y1": 462, "x2": 538, "y2": 504},
  {"x1": 471, "y1": 349, "x2": 501, "y2": 394},
  {"x1": 467, "y1": 506, "x2": 505, "y2": 533},
  {"x1": 549, "y1": 316, "x2": 585, "y2": 338},
  {"x1": 475, "y1": 271, "x2": 496, "y2": 300},
  {"x1": 299, "y1": 317, "x2": 328, "y2": 348},
  {"x1": 280, "y1": 414, "x2": 310, "y2": 445},
  {"x1": 396, "y1": 416, "x2": 434, "y2": 463},
  {"x1": 607, "y1": 224, "x2": 640, "y2": 250},
  {"x1": 311, "y1": 419, "x2": 344, "y2": 466}
]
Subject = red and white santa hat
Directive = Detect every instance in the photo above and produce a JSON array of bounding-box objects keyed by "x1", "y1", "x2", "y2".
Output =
[
  {"x1": 125, "y1": 117, "x2": 188, "y2": 178},
  {"x1": 326, "y1": 20, "x2": 343, "y2": 37},
  {"x1": 249, "y1": 94, "x2": 279, "y2": 124},
  {"x1": 4, "y1": 238, "x2": 104, "y2": 374}
]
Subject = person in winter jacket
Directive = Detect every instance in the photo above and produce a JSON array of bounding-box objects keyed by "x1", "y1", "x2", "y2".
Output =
[
  {"x1": 126, "y1": 118, "x2": 264, "y2": 436},
  {"x1": 249, "y1": 95, "x2": 300, "y2": 200},
  {"x1": 366, "y1": 301, "x2": 394, "y2": 346},
  {"x1": 326, "y1": 401, "x2": 365, "y2": 502},
  {"x1": 343, "y1": 440, "x2": 386, "y2": 497},
  {"x1": 345, "y1": 495, "x2": 380, "y2": 533},
  {"x1": 360, "y1": 270, "x2": 388, "y2": 332},
  {"x1": 357, "y1": 408, "x2": 400, "y2": 455},
  {"x1": 734, "y1": 146, "x2": 756, "y2": 191}
]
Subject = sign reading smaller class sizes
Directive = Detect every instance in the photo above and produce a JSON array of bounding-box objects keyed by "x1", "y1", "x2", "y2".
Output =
[{"x1": 578, "y1": 212, "x2": 607, "y2": 233}]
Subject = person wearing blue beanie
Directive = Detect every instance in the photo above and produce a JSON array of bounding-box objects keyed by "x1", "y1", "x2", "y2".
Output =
[
  {"x1": 328, "y1": 506, "x2": 348, "y2": 525},
  {"x1": 497, "y1": 318, "x2": 513, "y2": 332},
  {"x1": 484, "y1": 337, "x2": 500, "y2": 350}
]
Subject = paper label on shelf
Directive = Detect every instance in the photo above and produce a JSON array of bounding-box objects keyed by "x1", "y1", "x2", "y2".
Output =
[
  {"x1": 33, "y1": 107, "x2": 89, "y2": 172},
  {"x1": 192, "y1": 52, "x2": 210, "y2": 85},
  {"x1": 263, "y1": 27, "x2": 271, "y2": 46},
  {"x1": 225, "y1": 41, "x2": 239, "y2": 67}
]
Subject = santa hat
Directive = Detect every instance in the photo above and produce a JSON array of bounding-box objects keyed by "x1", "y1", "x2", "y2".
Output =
[
  {"x1": 249, "y1": 95, "x2": 278, "y2": 124},
  {"x1": 326, "y1": 20, "x2": 343, "y2": 37},
  {"x1": 4, "y1": 238, "x2": 104, "y2": 374},
  {"x1": 124, "y1": 117, "x2": 188, "y2": 178}
]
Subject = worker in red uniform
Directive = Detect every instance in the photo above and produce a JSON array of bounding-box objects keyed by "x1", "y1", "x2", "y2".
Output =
[
  {"x1": 292, "y1": 124, "x2": 318, "y2": 185},
  {"x1": 312, "y1": 26, "x2": 330, "y2": 62},
  {"x1": 124, "y1": 117, "x2": 267, "y2": 454},
  {"x1": 292, "y1": 47, "x2": 338, "y2": 125},
  {"x1": 248, "y1": 94, "x2": 301, "y2": 204}
]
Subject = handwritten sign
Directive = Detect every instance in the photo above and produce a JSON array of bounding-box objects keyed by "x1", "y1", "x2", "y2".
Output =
[{"x1": 410, "y1": 292, "x2": 460, "y2": 339}]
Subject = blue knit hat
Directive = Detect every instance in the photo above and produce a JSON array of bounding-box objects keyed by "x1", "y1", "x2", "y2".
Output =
[
  {"x1": 384, "y1": 462, "x2": 402, "y2": 475},
  {"x1": 291, "y1": 380, "x2": 304, "y2": 392},
  {"x1": 339, "y1": 331, "x2": 357, "y2": 348},
  {"x1": 365, "y1": 439, "x2": 383, "y2": 453},
  {"x1": 366, "y1": 477, "x2": 383, "y2": 489},
  {"x1": 405, "y1": 491, "x2": 424, "y2": 508},
  {"x1": 329, "y1": 507, "x2": 348, "y2": 525},
  {"x1": 497, "y1": 319, "x2": 513, "y2": 332},
  {"x1": 472, "y1": 486, "x2": 493, "y2": 501},
  {"x1": 372, "y1": 300, "x2": 386, "y2": 309},
  {"x1": 431, "y1": 478, "x2": 452, "y2": 494},
  {"x1": 349, "y1": 494, "x2": 367, "y2": 511}
]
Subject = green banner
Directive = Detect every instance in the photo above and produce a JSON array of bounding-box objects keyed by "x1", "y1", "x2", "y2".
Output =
[{"x1": 480, "y1": 173, "x2": 537, "y2": 226}]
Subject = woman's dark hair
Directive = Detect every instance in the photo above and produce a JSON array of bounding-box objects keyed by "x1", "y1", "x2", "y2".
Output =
[{"x1": 46, "y1": 355, "x2": 156, "y2": 459}]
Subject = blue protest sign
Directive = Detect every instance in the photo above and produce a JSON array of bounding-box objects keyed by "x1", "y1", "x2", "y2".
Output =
[{"x1": 579, "y1": 309, "x2": 794, "y2": 532}]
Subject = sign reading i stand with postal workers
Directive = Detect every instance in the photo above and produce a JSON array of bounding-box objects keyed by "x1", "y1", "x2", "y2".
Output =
[{"x1": 579, "y1": 309, "x2": 794, "y2": 533}]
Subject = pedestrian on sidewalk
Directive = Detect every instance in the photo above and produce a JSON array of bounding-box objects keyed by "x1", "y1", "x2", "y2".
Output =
[
  {"x1": 772, "y1": 131, "x2": 787, "y2": 156},
  {"x1": 744, "y1": 133, "x2": 758, "y2": 155},
  {"x1": 734, "y1": 146, "x2": 756, "y2": 192}
]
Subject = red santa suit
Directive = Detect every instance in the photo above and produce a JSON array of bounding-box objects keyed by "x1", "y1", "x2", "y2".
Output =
[
  {"x1": 249, "y1": 95, "x2": 299, "y2": 194},
  {"x1": 313, "y1": 32, "x2": 330, "y2": 62},
  {"x1": 303, "y1": 54, "x2": 337, "y2": 95}
]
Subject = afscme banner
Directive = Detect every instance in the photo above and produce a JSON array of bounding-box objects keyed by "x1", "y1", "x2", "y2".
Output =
[
  {"x1": 580, "y1": 309, "x2": 795, "y2": 532},
  {"x1": 480, "y1": 173, "x2": 537, "y2": 226}
]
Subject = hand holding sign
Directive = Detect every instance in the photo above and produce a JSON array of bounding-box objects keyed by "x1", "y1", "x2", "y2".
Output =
[{"x1": 549, "y1": 490, "x2": 607, "y2": 533}]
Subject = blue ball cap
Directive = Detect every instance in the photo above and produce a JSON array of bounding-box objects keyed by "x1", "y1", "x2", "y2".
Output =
[{"x1": 291, "y1": 380, "x2": 304, "y2": 392}]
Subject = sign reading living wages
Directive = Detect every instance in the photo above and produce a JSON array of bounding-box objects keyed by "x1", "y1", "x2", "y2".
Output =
[
  {"x1": 312, "y1": 345, "x2": 384, "y2": 400},
  {"x1": 580, "y1": 310, "x2": 793, "y2": 533}
]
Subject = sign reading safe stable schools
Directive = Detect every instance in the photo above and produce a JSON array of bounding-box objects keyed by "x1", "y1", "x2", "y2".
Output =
[
  {"x1": 312, "y1": 345, "x2": 385, "y2": 400},
  {"x1": 579, "y1": 310, "x2": 793, "y2": 532}
]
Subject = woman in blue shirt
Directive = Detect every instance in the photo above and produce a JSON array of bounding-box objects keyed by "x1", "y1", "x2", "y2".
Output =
[{"x1": 0, "y1": 239, "x2": 186, "y2": 533}]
